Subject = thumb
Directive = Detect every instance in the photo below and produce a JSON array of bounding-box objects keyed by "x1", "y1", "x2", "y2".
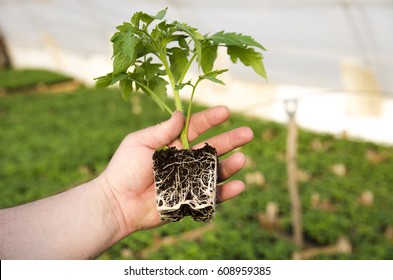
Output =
[{"x1": 133, "y1": 111, "x2": 185, "y2": 149}]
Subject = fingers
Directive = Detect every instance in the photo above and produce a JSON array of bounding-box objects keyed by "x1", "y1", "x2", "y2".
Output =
[
  {"x1": 217, "y1": 152, "x2": 246, "y2": 182},
  {"x1": 216, "y1": 180, "x2": 245, "y2": 203},
  {"x1": 188, "y1": 107, "x2": 252, "y2": 205},
  {"x1": 215, "y1": 153, "x2": 247, "y2": 203},
  {"x1": 128, "y1": 111, "x2": 185, "y2": 149},
  {"x1": 193, "y1": 126, "x2": 254, "y2": 156},
  {"x1": 187, "y1": 106, "x2": 230, "y2": 142}
]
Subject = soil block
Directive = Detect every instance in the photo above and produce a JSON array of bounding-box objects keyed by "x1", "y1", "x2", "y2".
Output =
[{"x1": 152, "y1": 143, "x2": 218, "y2": 222}]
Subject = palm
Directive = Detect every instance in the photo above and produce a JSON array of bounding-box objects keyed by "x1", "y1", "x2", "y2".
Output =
[{"x1": 101, "y1": 106, "x2": 253, "y2": 231}]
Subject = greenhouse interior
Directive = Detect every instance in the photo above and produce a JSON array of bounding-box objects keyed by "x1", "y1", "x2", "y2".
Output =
[{"x1": 1, "y1": 0, "x2": 393, "y2": 260}]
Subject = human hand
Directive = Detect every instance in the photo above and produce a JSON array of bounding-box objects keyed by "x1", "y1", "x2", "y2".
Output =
[{"x1": 98, "y1": 106, "x2": 254, "y2": 235}]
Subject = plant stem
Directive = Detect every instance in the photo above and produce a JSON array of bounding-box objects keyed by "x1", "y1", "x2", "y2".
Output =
[
  {"x1": 158, "y1": 53, "x2": 181, "y2": 108},
  {"x1": 183, "y1": 87, "x2": 196, "y2": 148},
  {"x1": 157, "y1": 48, "x2": 190, "y2": 149},
  {"x1": 183, "y1": 78, "x2": 203, "y2": 148},
  {"x1": 178, "y1": 53, "x2": 197, "y2": 84},
  {"x1": 142, "y1": 30, "x2": 184, "y2": 116},
  {"x1": 144, "y1": 30, "x2": 196, "y2": 149}
]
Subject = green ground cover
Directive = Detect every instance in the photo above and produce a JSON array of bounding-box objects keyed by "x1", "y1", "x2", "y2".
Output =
[
  {"x1": 0, "y1": 68, "x2": 73, "y2": 91},
  {"x1": 1, "y1": 70, "x2": 393, "y2": 259}
]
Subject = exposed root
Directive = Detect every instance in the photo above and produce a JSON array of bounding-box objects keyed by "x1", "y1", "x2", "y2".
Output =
[{"x1": 153, "y1": 143, "x2": 218, "y2": 222}]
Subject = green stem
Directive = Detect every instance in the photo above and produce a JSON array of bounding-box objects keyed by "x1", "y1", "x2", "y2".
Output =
[
  {"x1": 178, "y1": 53, "x2": 197, "y2": 84},
  {"x1": 175, "y1": 53, "x2": 198, "y2": 150},
  {"x1": 142, "y1": 30, "x2": 183, "y2": 113},
  {"x1": 183, "y1": 78, "x2": 203, "y2": 149},
  {"x1": 142, "y1": 30, "x2": 190, "y2": 148},
  {"x1": 157, "y1": 45, "x2": 190, "y2": 148},
  {"x1": 183, "y1": 86, "x2": 196, "y2": 147},
  {"x1": 157, "y1": 51, "x2": 182, "y2": 110}
]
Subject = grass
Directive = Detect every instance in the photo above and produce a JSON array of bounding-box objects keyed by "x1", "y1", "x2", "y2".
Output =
[
  {"x1": 1, "y1": 69, "x2": 393, "y2": 259},
  {"x1": 0, "y1": 87, "x2": 163, "y2": 207},
  {"x1": 0, "y1": 68, "x2": 73, "y2": 92}
]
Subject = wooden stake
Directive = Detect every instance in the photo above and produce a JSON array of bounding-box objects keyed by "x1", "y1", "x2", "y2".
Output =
[
  {"x1": 285, "y1": 99, "x2": 304, "y2": 248},
  {"x1": 292, "y1": 236, "x2": 352, "y2": 260},
  {"x1": 0, "y1": 31, "x2": 12, "y2": 69}
]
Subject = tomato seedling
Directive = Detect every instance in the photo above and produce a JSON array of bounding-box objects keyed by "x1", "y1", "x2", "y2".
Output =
[{"x1": 95, "y1": 8, "x2": 266, "y2": 221}]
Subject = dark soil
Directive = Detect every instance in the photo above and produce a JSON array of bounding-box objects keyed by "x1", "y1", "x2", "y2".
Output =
[{"x1": 153, "y1": 143, "x2": 218, "y2": 222}]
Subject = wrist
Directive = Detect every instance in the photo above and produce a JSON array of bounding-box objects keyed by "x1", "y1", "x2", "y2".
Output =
[{"x1": 95, "y1": 174, "x2": 137, "y2": 238}]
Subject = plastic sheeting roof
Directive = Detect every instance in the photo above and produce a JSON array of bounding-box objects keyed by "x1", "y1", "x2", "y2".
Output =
[
  {"x1": 0, "y1": 0, "x2": 392, "y2": 93},
  {"x1": 1, "y1": 0, "x2": 393, "y2": 144}
]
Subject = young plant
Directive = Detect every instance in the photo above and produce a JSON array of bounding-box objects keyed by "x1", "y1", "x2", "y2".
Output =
[{"x1": 95, "y1": 8, "x2": 266, "y2": 222}]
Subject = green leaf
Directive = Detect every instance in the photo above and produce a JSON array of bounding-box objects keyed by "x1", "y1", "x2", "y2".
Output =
[
  {"x1": 113, "y1": 53, "x2": 131, "y2": 75},
  {"x1": 175, "y1": 22, "x2": 203, "y2": 69},
  {"x1": 201, "y1": 44, "x2": 218, "y2": 74},
  {"x1": 161, "y1": 34, "x2": 188, "y2": 47},
  {"x1": 140, "y1": 58, "x2": 166, "y2": 80},
  {"x1": 227, "y1": 46, "x2": 267, "y2": 79},
  {"x1": 149, "y1": 76, "x2": 168, "y2": 98},
  {"x1": 111, "y1": 73, "x2": 128, "y2": 85},
  {"x1": 168, "y1": 47, "x2": 189, "y2": 82},
  {"x1": 205, "y1": 75, "x2": 225, "y2": 85},
  {"x1": 114, "y1": 22, "x2": 134, "y2": 33},
  {"x1": 175, "y1": 80, "x2": 192, "y2": 91},
  {"x1": 94, "y1": 72, "x2": 129, "y2": 88},
  {"x1": 130, "y1": 12, "x2": 142, "y2": 27},
  {"x1": 96, "y1": 7, "x2": 268, "y2": 150},
  {"x1": 119, "y1": 78, "x2": 133, "y2": 100},
  {"x1": 199, "y1": 69, "x2": 228, "y2": 85},
  {"x1": 94, "y1": 74, "x2": 112, "y2": 88},
  {"x1": 152, "y1": 8, "x2": 168, "y2": 21},
  {"x1": 178, "y1": 37, "x2": 188, "y2": 49},
  {"x1": 131, "y1": 8, "x2": 167, "y2": 28},
  {"x1": 210, "y1": 31, "x2": 266, "y2": 50},
  {"x1": 144, "y1": 76, "x2": 168, "y2": 111},
  {"x1": 112, "y1": 32, "x2": 139, "y2": 75}
]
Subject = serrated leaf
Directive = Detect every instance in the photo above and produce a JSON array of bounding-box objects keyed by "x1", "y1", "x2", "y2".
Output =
[
  {"x1": 94, "y1": 72, "x2": 128, "y2": 88},
  {"x1": 130, "y1": 12, "x2": 142, "y2": 27},
  {"x1": 210, "y1": 31, "x2": 266, "y2": 50},
  {"x1": 113, "y1": 52, "x2": 132, "y2": 75},
  {"x1": 139, "y1": 13, "x2": 155, "y2": 26},
  {"x1": 205, "y1": 75, "x2": 225, "y2": 85},
  {"x1": 111, "y1": 73, "x2": 128, "y2": 85},
  {"x1": 112, "y1": 32, "x2": 138, "y2": 75},
  {"x1": 175, "y1": 23, "x2": 203, "y2": 69},
  {"x1": 145, "y1": 76, "x2": 168, "y2": 111},
  {"x1": 94, "y1": 74, "x2": 112, "y2": 88},
  {"x1": 157, "y1": 21, "x2": 169, "y2": 31},
  {"x1": 200, "y1": 69, "x2": 228, "y2": 85},
  {"x1": 131, "y1": 8, "x2": 167, "y2": 28},
  {"x1": 141, "y1": 58, "x2": 166, "y2": 80},
  {"x1": 168, "y1": 47, "x2": 189, "y2": 82},
  {"x1": 161, "y1": 34, "x2": 188, "y2": 47},
  {"x1": 201, "y1": 44, "x2": 218, "y2": 74},
  {"x1": 96, "y1": 7, "x2": 268, "y2": 126},
  {"x1": 227, "y1": 46, "x2": 267, "y2": 79},
  {"x1": 149, "y1": 76, "x2": 168, "y2": 98},
  {"x1": 119, "y1": 78, "x2": 133, "y2": 100},
  {"x1": 111, "y1": 31, "x2": 126, "y2": 58},
  {"x1": 152, "y1": 8, "x2": 168, "y2": 20},
  {"x1": 178, "y1": 37, "x2": 188, "y2": 49},
  {"x1": 175, "y1": 80, "x2": 192, "y2": 91},
  {"x1": 114, "y1": 22, "x2": 134, "y2": 33}
]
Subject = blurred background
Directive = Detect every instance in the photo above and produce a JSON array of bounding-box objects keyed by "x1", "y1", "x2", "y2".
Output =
[
  {"x1": 1, "y1": 0, "x2": 393, "y2": 143},
  {"x1": 1, "y1": 0, "x2": 393, "y2": 259}
]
